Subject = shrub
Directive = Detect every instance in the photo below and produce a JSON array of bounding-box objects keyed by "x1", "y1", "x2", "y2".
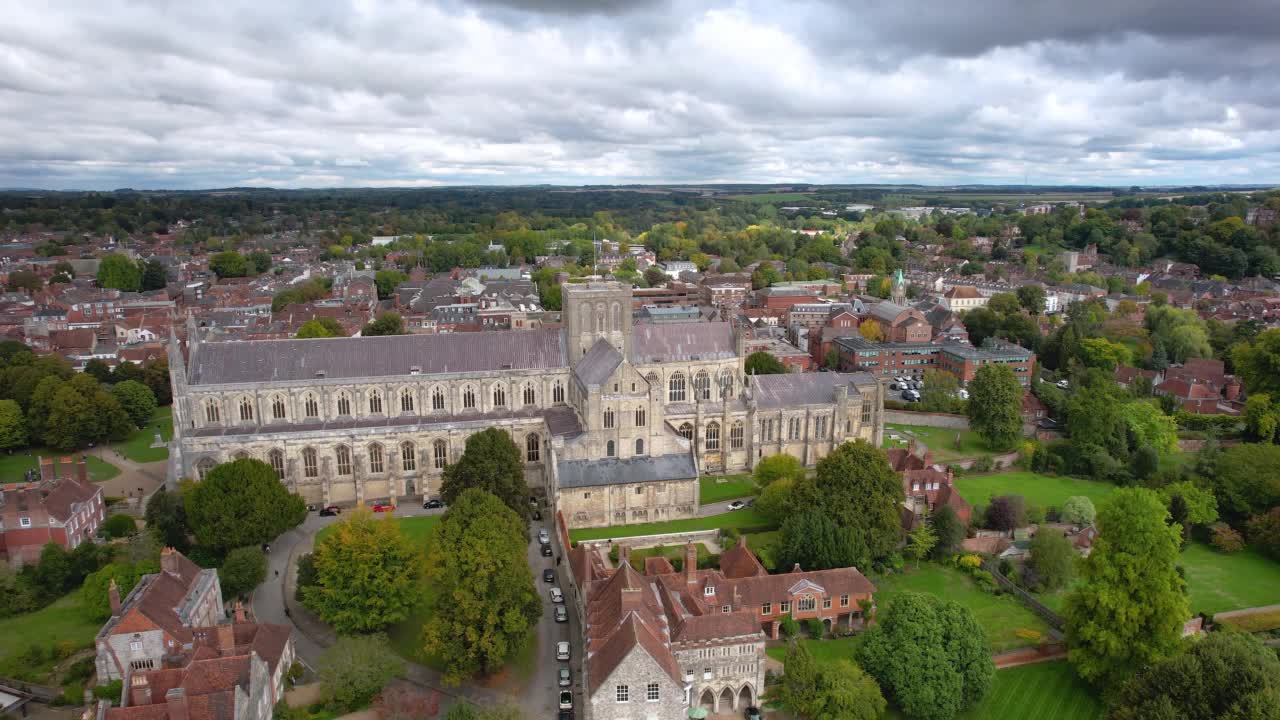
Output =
[
  {"x1": 1026, "y1": 505, "x2": 1045, "y2": 525},
  {"x1": 719, "y1": 527, "x2": 740, "y2": 546},
  {"x1": 806, "y1": 618, "x2": 824, "y2": 640},
  {"x1": 971, "y1": 569, "x2": 997, "y2": 592},
  {"x1": 1209, "y1": 523, "x2": 1245, "y2": 553},
  {"x1": 997, "y1": 558, "x2": 1014, "y2": 576},
  {"x1": 971, "y1": 456, "x2": 994, "y2": 473},
  {"x1": 697, "y1": 553, "x2": 721, "y2": 570},
  {"x1": 94, "y1": 681, "x2": 124, "y2": 700},
  {"x1": 780, "y1": 614, "x2": 800, "y2": 638},
  {"x1": 956, "y1": 554, "x2": 982, "y2": 570}
]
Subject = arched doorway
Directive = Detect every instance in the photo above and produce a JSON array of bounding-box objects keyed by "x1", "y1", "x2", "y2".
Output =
[
  {"x1": 738, "y1": 685, "x2": 754, "y2": 709},
  {"x1": 699, "y1": 688, "x2": 714, "y2": 711},
  {"x1": 719, "y1": 687, "x2": 735, "y2": 712}
]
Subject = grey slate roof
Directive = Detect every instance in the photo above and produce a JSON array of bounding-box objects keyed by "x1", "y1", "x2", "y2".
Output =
[
  {"x1": 190, "y1": 328, "x2": 566, "y2": 385},
  {"x1": 575, "y1": 339, "x2": 623, "y2": 387},
  {"x1": 557, "y1": 453, "x2": 697, "y2": 489},
  {"x1": 187, "y1": 406, "x2": 550, "y2": 437},
  {"x1": 868, "y1": 301, "x2": 910, "y2": 324},
  {"x1": 630, "y1": 322, "x2": 735, "y2": 364},
  {"x1": 752, "y1": 372, "x2": 875, "y2": 408}
]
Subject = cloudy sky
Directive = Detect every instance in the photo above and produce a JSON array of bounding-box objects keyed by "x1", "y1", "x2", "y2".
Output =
[{"x1": 2, "y1": 0, "x2": 1278, "y2": 189}]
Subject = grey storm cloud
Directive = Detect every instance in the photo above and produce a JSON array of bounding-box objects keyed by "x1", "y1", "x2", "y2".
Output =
[{"x1": 0, "y1": 0, "x2": 1278, "y2": 189}]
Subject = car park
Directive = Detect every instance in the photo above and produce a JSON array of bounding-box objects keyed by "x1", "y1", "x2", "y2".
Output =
[
  {"x1": 555, "y1": 605, "x2": 568, "y2": 623},
  {"x1": 551, "y1": 587, "x2": 564, "y2": 603},
  {"x1": 543, "y1": 568, "x2": 556, "y2": 583},
  {"x1": 556, "y1": 641, "x2": 570, "y2": 660},
  {"x1": 559, "y1": 667, "x2": 572, "y2": 687},
  {"x1": 559, "y1": 691, "x2": 573, "y2": 710},
  {"x1": 541, "y1": 543, "x2": 553, "y2": 557},
  {"x1": 422, "y1": 498, "x2": 443, "y2": 509},
  {"x1": 318, "y1": 505, "x2": 341, "y2": 516}
]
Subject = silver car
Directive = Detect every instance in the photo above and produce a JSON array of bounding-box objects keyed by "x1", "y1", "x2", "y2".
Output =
[{"x1": 559, "y1": 667, "x2": 572, "y2": 687}]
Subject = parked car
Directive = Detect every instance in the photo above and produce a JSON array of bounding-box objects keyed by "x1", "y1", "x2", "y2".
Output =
[
  {"x1": 559, "y1": 691, "x2": 573, "y2": 710},
  {"x1": 1056, "y1": 379, "x2": 1069, "y2": 389},
  {"x1": 559, "y1": 667, "x2": 572, "y2": 687},
  {"x1": 371, "y1": 503, "x2": 394, "y2": 513},
  {"x1": 557, "y1": 711, "x2": 572, "y2": 720},
  {"x1": 889, "y1": 382, "x2": 900, "y2": 390},
  {"x1": 727, "y1": 500, "x2": 746, "y2": 510},
  {"x1": 318, "y1": 506, "x2": 341, "y2": 517},
  {"x1": 532, "y1": 509, "x2": 542, "y2": 521},
  {"x1": 422, "y1": 498, "x2": 443, "y2": 509},
  {"x1": 538, "y1": 529, "x2": 551, "y2": 545},
  {"x1": 550, "y1": 587, "x2": 564, "y2": 604},
  {"x1": 556, "y1": 641, "x2": 571, "y2": 661},
  {"x1": 555, "y1": 605, "x2": 568, "y2": 623},
  {"x1": 911, "y1": 380, "x2": 923, "y2": 390},
  {"x1": 541, "y1": 543, "x2": 553, "y2": 557},
  {"x1": 744, "y1": 706, "x2": 763, "y2": 720},
  {"x1": 543, "y1": 568, "x2": 556, "y2": 583}
]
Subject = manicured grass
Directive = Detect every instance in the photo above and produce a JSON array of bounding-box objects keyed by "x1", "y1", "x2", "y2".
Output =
[
  {"x1": 953, "y1": 472, "x2": 1117, "y2": 512},
  {"x1": 0, "y1": 451, "x2": 120, "y2": 483},
  {"x1": 110, "y1": 406, "x2": 173, "y2": 463},
  {"x1": 872, "y1": 564, "x2": 1053, "y2": 653},
  {"x1": 882, "y1": 423, "x2": 993, "y2": 463},
  {"x1": 765, "y1": 635, "x2": 860, "y2": 664},
  {"x1": 1180, "y1": 542, "x2": 1280, "y2": 614},
  {"x1": 699, "y1": 474, "x2": 756, "y2": 504},
  {"x1": 959, "y1": 661, "x2": 1102, "y2": 720},
  {"x1": 0, "y1": 594, "x2": 100, "y2": 682},
  {"x1": 569, "y1": 508, "x2": 772, "y2": 542}
]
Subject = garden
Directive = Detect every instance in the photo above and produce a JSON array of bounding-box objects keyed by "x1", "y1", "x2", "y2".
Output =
[
  {"x1": 956, "y1": 661, "x2": 1102, "y2": 720},
  {"x1": 568, "y1": 507, "x2": 772, "y2": 542},
  {"x1": 1179, "y1": 541, "x2": 1280, "y2": 614},
  {"x1": 882, "y1": 423, "x2": 993, "y2": 464},
  {"x1": 108, "y1": 406, "x2": 173, "y2": 463},
  {"x1": 953, "y1": 471, "x2": 1117, "y2": 513},
  {"x1": 0, "y1": 451, "x2": 119, "y2": 483}
]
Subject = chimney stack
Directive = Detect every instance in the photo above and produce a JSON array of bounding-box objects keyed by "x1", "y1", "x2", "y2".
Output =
[
  {"x1": 792, "y1": 563, "x2": 803, "y2": 573},
  {"x1": 160, "y1": 547, "x2": 179, "y2": 577},
  {"x1": 233, "y1": 602, "x2": 247, "y2": 624},
  {"x1": 109, "y1": 578, "x2": 122, "y2": 616},
  {"x1": 684, "y1": 544, "x2": 698, "y2": 585},
  {"x1": 129, "y1": 675, "x2": 151, "y2": 706},
  {"x1": 165, "y1": 688, "x2": 189, "y2": 720},
  {"x1": 618, "y1": 545, "x2": 630, "y2": 569}
]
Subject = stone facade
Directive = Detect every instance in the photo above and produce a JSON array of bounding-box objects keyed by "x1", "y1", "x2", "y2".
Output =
[{"x1": 171, "y1": 282, "x2": 884, "y2": 528}]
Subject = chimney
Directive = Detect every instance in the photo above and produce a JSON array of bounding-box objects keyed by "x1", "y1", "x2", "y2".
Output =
[
  {"x1": 160, "y1": 547, "x2": 179, "y2": 577},
  {"x1": 75, "y1": 458, "x2": 88, "y2": 483},
  {"x1": 165, "y1": 688, "x2": 189, "y2": 720},
  {"x1": 129, "y1": 675, "x2": 151, "y2": 706},
  {"x1": 684, "y1": 544, "x2": 698, "y2": 585},
  {"x1": 907, "y1": 438, "x2": 918, "y2": 456},
  {"x1": 946, "y1": 466, "x2": 954, "y2": 485},
  {"x1": 233, "y1": 602, "x2": 247, "y2": 623},
  {"x1": 109, "y1": 578, "x2": 122, "y2": 616},
  {"x1": 792, "y1": 563, "x2": 803, "y2": 573},
  {"x1": 216, "y1": 623, "x2": 234, "y2": 651}
]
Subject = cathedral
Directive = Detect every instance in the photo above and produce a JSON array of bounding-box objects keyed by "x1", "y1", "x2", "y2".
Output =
[{"x1": 169, "y1": 282, "x2": 885, "y2": 528}]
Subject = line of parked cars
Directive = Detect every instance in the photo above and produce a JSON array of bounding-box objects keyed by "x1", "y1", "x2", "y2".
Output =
[{"x1": 537, "y1": 513, "x2": 574, "y2": 719}]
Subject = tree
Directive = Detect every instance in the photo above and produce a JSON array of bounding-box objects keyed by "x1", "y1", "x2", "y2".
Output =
[
  {"x1": 319, "y1": 635, "x2": 405, "y2": 712},
  {"x1": 1028, "y1": 528, "x2": 1075, "y2": 591},
  {"x1": 1159, "y1": 481, "x2": 1218, "y2": 529},
  {"x1": 362, "y1": 312, "x2": 406, "y2": 336},
  {"x1": 81, "y1": 560, "x2": 157, "y2": 621},
  {"x1": 184, "y1": 459, "x2": 307, "y2": 554},
  {"x1": 1061, "y1": 496, "x2": 1096, "y2": 526},
  {"x1": 0, "y1": 399, "x2": 27, "y2": 450},
  {"x1": 1233, "y1": 328, "x2": 1280, "y2": 395},
  {"x1": 422, "y1": 489, "x2": 541, "y2": 685},
  {"x1": 1064, "y1": 488, "x2": 1188, "y2": 688},
  {"x1": 145, "y1": 489, "x2": 189, "y2": 551},
  {"x1": 209, "y1": 251, "x2": 249, "y2": 278},
  {"x1": 1078, "y1": 338, "x2": 1133, "y2": 370},
  {"x1": 752, "y1": 453, "x2": 804, "y2": 490},
  {"x1": 100, "y1": 514, "x2": 137, "y2": 539},
  {"x1": 744, "y1": 351, "x2": 786, "y2": 375},
  {"x1": 7, "y1": 270, "x2": 42, "y2": 293},
  {"x1": 111, "y1": 380, "x2": 157, "y2": 428},
  {"x1": 1247, "y1": 507, "x2": 1280, "y2": 560},
  {"x1": 929, "y1": 505, "x2": 965, "y2": 560},
  {"x1": 857, "y1": 592, "x2": 993, "y2": 720},
  {"x1": 904, "y1": 518, "x2": 937, "y2": 569},
  {"x1": 782, "y1": 440, "x2": 904, "y2": 570},
  {"x1": 96, "y1": 254, "x2": 141, "y2": 291},
  {"x1": 967, "y1": 365, "x2": 1023, "y2": 450},
  {"x1": 919, "y1": 369, "x2": 960, "y2": 413},
  {"x1": 218, "y1": 547, "x2": 267, "y2": 599},
  {"x1": 246, "y1": 250, "x2": 273, "y2": 274},
  {"x1": 296, "y1": 318, "x2": 346, "y2": 339},
  {"x1": 773, "y1": 643, "x2": 886, "y2": 720},
  {"x1": 1211, "y1": 443, "x2": 1280, "y2": 522},
  {"x1": 987, "y1": 292, "x2": 1022, "y2": 316},
  {"x1": 440, "y1": 429, "x2": 529, "y2": 522},
  {"x1": 1116, "y1": 401, "x2": 1178, "y2": 454},
  {"x1": 642, "y1": 266, "x2": 667, "y2": 287},
  {"x1": 374, "y1": 269, "x2": 409, "y2": 299},
  {"x1": 84, "y1": 359, "x2": 114, "y2": 384},
  {"x1": 858, "y1": 319, "x2": 884, "y2": 342},
  {"x1": 303, "y1": 509, "x2": 421, "y2": 633},
  {"x1": 985, "y1": 495, "x2": 1026, "y2": 531},
  {"x1": 1016, "y1": 285, "x2": 1046, "y2": 315},
  {"x1": 1107, "y1": 631, "x2": 1280, "y2": 720},
  {"x1": 777, "y1": 510, "x2": 854, "y2": 573},
  {"x1": 961, "y1": 307, "x2": 1002, "y2": 347},
  {"x1": 1244, "y1": 393, "x2": 1278, "y2": 442},
  {"x1": 140, "y1": 259, "x2": 168, "y2": 291}
]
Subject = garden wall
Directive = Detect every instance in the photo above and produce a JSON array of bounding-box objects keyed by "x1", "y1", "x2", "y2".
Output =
[
  {"x1": 884, "y1": 410, "x2": 971, "y2": 429},
  {"x1": 579, "y1": 529, "x2": 721, "y2": 553}
]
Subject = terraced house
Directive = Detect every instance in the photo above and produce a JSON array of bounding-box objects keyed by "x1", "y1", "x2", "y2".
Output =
[{"x1": 170, "y1": 281, "x2": 884, "y2": 528}]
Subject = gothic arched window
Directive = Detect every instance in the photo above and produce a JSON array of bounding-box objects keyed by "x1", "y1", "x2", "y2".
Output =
[
  {"x1": 205, "y1": 399, "x2": 221, "y2": 424},
  {"x1": 669, "y1": 373, "x2": 687, "y2": 403},
  {"x1": 368, "y1": 444, "x2": 385, "y2": 474},
  {"x1": 401, "y1": 442, "x2": 417, "y2": 472},
  {"x1": 695, "y1": 371, "x2": 711, "y2": 400},
  {"x1": 526, "y1": 434, "x2": 540, "y2": 463},
  {"x1": 336, "y1": 393, "x2": 351, "y2": 416},
  {"x1": 705, "y1": 421, "x2": 721, "y2": 451},
  {"x1": 552, "y1": 381, "x2": 565, "y2": 404},
  {"x1": 239, "y1": 397, "x2": 254, "y2": 421},
  {"x1": 493, "y1": 385, "x2": 506, "y2": 408},
  {"x1": 268, "y1": 449, "x2": 285, "y2": 478},
  {"x1": 730, "y1": 421, "x2": 745, "y2": 450},
  {"x1": 678, "y1": 422, "x2": 693, "y2": 441},
  {"x1": 272, "y1": 395, "x2": 287, "y2": 420},
  {"x1": 335, "y1": 446, "x2": 352, "y2": 475},
  {"x1": 368, "y1": 390, "x2": 383, "y2": 414},
  {"x1": 304, "y1": 395, "x2": 319, "y2": 418},
  {"x1": 302, "y1": 448, "x2": 318, "y2": 478}
]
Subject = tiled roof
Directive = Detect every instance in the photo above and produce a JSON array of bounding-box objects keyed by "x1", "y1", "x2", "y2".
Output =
[
  {"x1": 752, "y1": 372, "x2": 874, "y2": 408},
  {"x1": 630, "y1": 322, "x2": 735, "y2": 364}
]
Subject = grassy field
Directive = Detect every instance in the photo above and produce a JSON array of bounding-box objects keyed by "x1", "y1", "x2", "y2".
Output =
[
  {"x1": 765, "y1": 636, "x2": 859, "y2": 664},
  {"x1": 1180, "y1": 542, "x2": 1280, "y2": 614},
  {"x1": 110, "y1": 406, "x2": 173, "y2": 463},
  {"x1": 699, "y1": 474, "x2": 756, "y2": 504},
  {"x1": 958, "y1": 661, "x2": 1102, "y2": 720},
  {"x1": 953, "y1": 472, "x2": 1117, "y2": 511},
  {"x1": 569, "y1": 508, "x2": 772, "y2": 542},
  {"x1": 0, "y1": 451, "x2": 120, "y2": 483},
  {"x1": 882, "y1": 423, "x2": 993, "y2": 463},
  {"x1": 0, "y1": 594, "x2": 100, "y2": 682},
  {"x1": 872, "y1": 563, "x2": 1053, "y2": 653}
]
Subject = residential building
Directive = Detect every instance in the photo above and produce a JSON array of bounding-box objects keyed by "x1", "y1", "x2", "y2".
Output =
[
  {"x1": 941, "y1": 285, "x2": 988, "y2": 312},
  {"x1": 0, "y1": 458, "x2": 104, "y2": 566}
]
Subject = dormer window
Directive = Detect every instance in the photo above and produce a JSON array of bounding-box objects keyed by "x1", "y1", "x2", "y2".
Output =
[{"x1": 704, "y1": 585, "x2": 715, "y2": 596}]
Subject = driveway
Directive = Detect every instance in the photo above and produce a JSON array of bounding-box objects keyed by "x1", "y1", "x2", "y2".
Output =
[
  {"x1": 699, "y1": 498, "x2": 752, "y2": 516},
  {"x1": 520, "y1": 510, "x2": 579, "y2": 717}
]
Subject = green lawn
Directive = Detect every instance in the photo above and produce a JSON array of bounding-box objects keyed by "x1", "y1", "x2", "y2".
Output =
[
  {"x1": 0, "y1": 594, "x2": 101, "y2": 683},
  {"x1": 958, "y1": 661, "x2": 1102, "y2": 720},
  {"x1": 110, "y1": 406, "x2": 173, "y2": 463},
  {"x1": 569, "y1": 508, "x2": 772, "y2": 542},
  {"x1": 882, "y1": 423, "x2": 993, "y2": 463},
  {"x1": 699, "y1": 474, "x2": 756, "y2": 504},
  {"x1": 954, "y1": 472, "x2": 1117, "y2": 512},
  {"x1": 1180, "y1": 542, "x2": 1280, "y2": 614},
  {"x1": 0, "y1": 451, "x2": 120, "y2": 483},
  {"x1": 872, "y1": 564, "x2": 1053, "y2": 653}
]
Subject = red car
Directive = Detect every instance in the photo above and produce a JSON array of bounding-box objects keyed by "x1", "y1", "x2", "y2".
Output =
[{"x1": 371, "y1": 503, "x2": 395, "y2": 513}]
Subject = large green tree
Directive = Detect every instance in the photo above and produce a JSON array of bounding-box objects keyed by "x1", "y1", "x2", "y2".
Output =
[
  {"x1": 744, "y1": 351, "x2": 787, "y2": 375},
  {"x1": 81, "y1": 559, "x2": 158, "y2": 621},
  {"x1": 218, "y1": 546, "x2": 267, "y2": 599},
  {"x1": 1027, "y1": 527, "x2": 1075, "y2": 591},
  {"x1": 773, "y1": 642, "x2": 886, "y2": 720},
  {"x1": 362, "y1": 312, "x2": 407, "y2": 336},
  {"x1": 422, "y1": 489, "x2": 541, "y2": 685},
  {"x1": 111, "y1": 380, "x2": 157, "y2": 428},
  {"x1": 96, "y1": 254, "x2": 141, "y2": 291},
  {"x1": 966, "y1": 364, "x2": 1024, "y2": 450},
  {"x1": 319, "y1": 635, "x2": 405, "y2": 712},
  {"x1": 929, "y1": 505, "x2": 966, "y2": 560},
  {"x1": 919, "y1": 369, "x2": 960, "y2": 413},
  {"x1": 296, "y1": 317, "x2": 346, "y2": 338},
  {"x1": 857, "y1": 592, "x2": 993, "y2": 720},
  {"x1": 1233, "y1": 328, "x2": 1280, "y2": 396},
  {"x1": 209, "y1": 251, "x2": 249, "y2": 278},
  {"x1": 1016, "y1": 285, "x2": 1046, "y2": 315},
  {"x1": 144, "y1": 489, "x2": 190, "y2": 551},
  {"x1": 374, "y1": 269, "x2": 409, "y2": 299},
  {"x1": 184, "y1": 459, "x2": 307, "y2": 553},
  {"x1": 782, "y1": 440, "x2": 903, "y2": 570},
  {"x1": 303, "y1": 509, "x2": 422, "y2": 633},
  {"x1": 1064, "y1": 488, "x2": 1188, "y2": 688},
  {"x1": 1210, "y1": 443, "x2": 1280, "y2": 522},
  {"x1": 1107, "y1": 631, "x2": 1280, "y2": 720},
  {"x1": 752, "y1": 453, "x2": 804, "y2": 490},
  {"x1": 440, "y1": 429, "x2": 529, "y2": 522},
  {"x1": 0, "y1": 399, "x2": 27, "y2": 450}
]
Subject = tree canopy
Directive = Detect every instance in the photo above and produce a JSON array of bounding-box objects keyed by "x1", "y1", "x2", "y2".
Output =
[
  {"x1": 218, "y1": 546, "x2": 267, "y2": 599},
  {"x1": 96, "y1": 253, "x2": 141, "y2": 291},
  {"x1": 966, "y1": 364, "x2": 1024, "y2": 450},
  {"x1": 362, "y1": 311, "x2": 407, "y2": 336},
  {"x1": 744, "y1": 351, "x2": 787, "y2": 375},
  {"x1": 773, "y1": 642, "x2": 886, "y2": 720},
  {"x1": 184, "y1": 459, "x2": 307, "y2": 554},
  {"x1": 752, "y1": 453, "x2": 804, "y2": 490},
  {"x1": 303, "y1": 509, "x2": 422, "y2": 633},
  {"x1": 440, "y1": 428, "x2": 529, "y2": 522},
  {"x1": 296, "y1": 317, "x2": 346, "y2": 338},
  {"x1": 319, "y1": 635, "x2": 405, "y2": 712}
]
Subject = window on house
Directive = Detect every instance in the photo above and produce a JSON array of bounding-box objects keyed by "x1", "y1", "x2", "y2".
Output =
[
  {"x1": 722, "y1": 605, "x2": 731, "y2": 614},
  {"x1": 780, "y1": 601, "x2": 790, "y2": 613},
  {"x1": 462, "y1": 386, "x2": 476, "y2": 409},
  {"x1": 669, "y1": 373, "x2": 686, "y2": 402},
  {"x1": 239, "y1": 397, "x2": 254, "y2": 421},
  {"x1": 493, "y1": 385, "x2": 506, "y2": 408},
  {"x1": 616, "y1": 685, "x2": 629, "y2": 703},
  {"x1": 705, "y1": 421, "x2": 720, "y2": 450},
  {"x1": 272, "y1": 395, "x2": 287, "y2": 420},
  {"x1": 823, "y1": 597, "x2": 832, "y2": 609},
  {"x1": 646, "y1": 683, "x2": 659, "y2": 702},
  {"x1": 704, "y1": 586, "x2": 715, "y2": 596},
  {"x1": 369, "y1": 391, "x2": 383, "y2": 414},
  {"x1": 432, "y1": 387, "x2": 445, "y2": 410},
  {"x1": 129, "y1": 641, "x2": 142, "y2": 652},
  {"x1": 303, "y1": 448, "x2": 318, "y2": 478},
  {"x1": 635, "y1": 438, "x2": 644, "y2": 455},
  {"x1": 583, "y1": 492, "x2": 591, "y2": 499},
  {"x1": 19, "y1": 516, "x2": 32, "y2": 528},
  {"x1": 368, "y1": 444, "x2": 384, "y2": 474},
  {"x1": 604, "y1": 408, "x2": 615, "y2": 428},
  {"x1": 433, "y1": 440, "x2": 448, "y2": 469},
  {"x1": 840, "y1": 594, "x2": 849, "y2": 607},
  {"x1": 269, "y1": 449, "x2": 285, "y2": 478},
  {"x1": 761, "y1": 602, "x2": 771, "y2": 615},
  {"x1": 553, "y1": 382, "x2": 565, "y2": 404},
  {"x1": 526, "y1": 434, "x2": 540, "y2": 462},
  {"x1": 336, "y1": 446, "x2": 352, "y2": 475},
  {"x1": 798, "y1": 596, "x2": 815, "y2": 611},
  {"x1": 401, "y1": 389, "x2": 415, "y2": 413},
  {"x1": 523, "y1": 384, "x2": 536, "y2": 406},
  {"x1": 401, "y1": 442, "x2": 417, "y2": 471},
  {"x1": 635, "y1": 408, "x2": 646, "y2": 426},
  {"x1": 305, "y1": 395, "x2": 319, "y2": 418},
  {"x1": 730, "y1": 422, "x2": 744, "y2": 449}
]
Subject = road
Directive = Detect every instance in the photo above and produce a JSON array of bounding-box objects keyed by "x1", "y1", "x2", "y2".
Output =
[
  {"x1": 699, "y1": 497, "x2": 752, "y2": 517},
  {"x1": 520, "y1": 511, "x2": 578, "y2": 717}
]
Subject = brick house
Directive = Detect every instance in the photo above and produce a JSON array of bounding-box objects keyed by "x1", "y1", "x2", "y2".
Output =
[
  {"x1": 0, "y1": 458, "x2": 104, "y2": 567},
  {"x1": 834, "y1": 336, "x2": 1036, "y2": 385},
  {"x1": 887, "y1": 446, "x2": 973, "y2": 527},
  {"x1": 96, "y1": 548, "x2": 225, "y2": 681},
  {"x1": 865, "y1": 301, "x2": 932, "y2": 343}
]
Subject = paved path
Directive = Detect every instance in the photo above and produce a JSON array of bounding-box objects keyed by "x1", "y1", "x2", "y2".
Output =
[
  {"x1": 991, "y1": 644, "x2": 1068, "y2": 669},
  {"x1": 698, "y1": 498, "x2": 753, "y2": 516},
  {"x1": 85, "y1": 446, "x2": 167, "y2": 502}
]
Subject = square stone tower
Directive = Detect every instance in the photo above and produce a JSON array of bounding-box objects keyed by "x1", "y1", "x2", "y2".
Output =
[{"x1": 563, "y1": 281, "x2": 633, "y2": 366}]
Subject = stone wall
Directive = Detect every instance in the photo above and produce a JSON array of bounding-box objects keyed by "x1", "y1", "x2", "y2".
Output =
[
  {"x1": 884, "y1": 410, "x2": 971, "y2": 429},
  {"x1": 580, "y1": 528, "x2": 722, "y2": 553}
]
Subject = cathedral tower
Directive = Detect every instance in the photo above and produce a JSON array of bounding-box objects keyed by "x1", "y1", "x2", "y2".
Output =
[{"x1": 563, "y1": 281, "x2": 633, "y2": 366}]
